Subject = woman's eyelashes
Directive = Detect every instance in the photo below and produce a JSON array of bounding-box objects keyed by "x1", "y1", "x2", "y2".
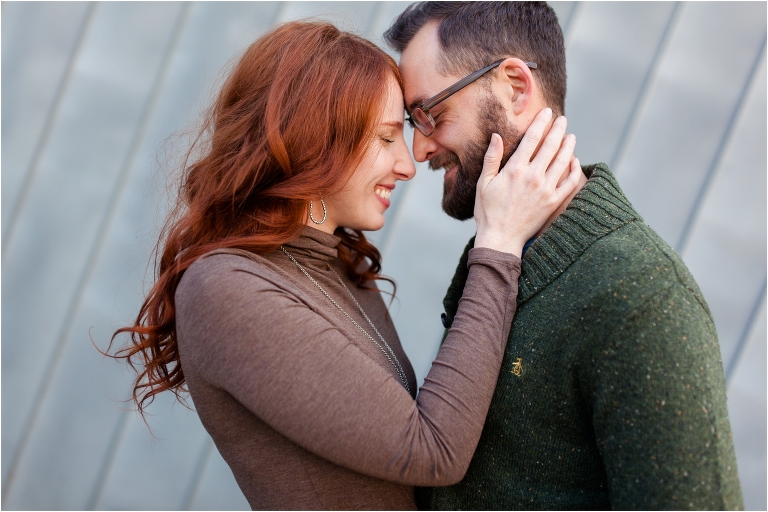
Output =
[{"x1": 380, "y1": 135, "x2": 395, "y2": 144}]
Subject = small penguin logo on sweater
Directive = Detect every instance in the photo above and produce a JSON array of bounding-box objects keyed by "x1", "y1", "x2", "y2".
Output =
[{"x1": 511, "y1": 358, "x2": 523, "y2": 377}]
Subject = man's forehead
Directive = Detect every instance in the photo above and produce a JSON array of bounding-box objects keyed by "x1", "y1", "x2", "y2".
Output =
[{"x1": 398, "y1": 21, "x2": 455, "y2": 110}]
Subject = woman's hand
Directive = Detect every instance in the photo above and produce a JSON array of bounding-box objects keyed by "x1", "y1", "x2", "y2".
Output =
[{"x1": 474, "y1": 108, "x2": 582, "y2": 257}]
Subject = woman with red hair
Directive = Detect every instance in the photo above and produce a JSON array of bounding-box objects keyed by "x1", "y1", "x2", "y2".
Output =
[{"x1": 112, "y1": 21, "x2": 580, "y2": 509}]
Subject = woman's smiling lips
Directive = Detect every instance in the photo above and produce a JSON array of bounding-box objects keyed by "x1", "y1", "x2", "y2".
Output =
[{"x1": 374, "y1": 184, "x2": 394, "y2": 208}]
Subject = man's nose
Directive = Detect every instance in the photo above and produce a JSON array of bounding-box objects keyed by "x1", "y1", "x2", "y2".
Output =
[{"x1": 411, "y1": 129, "x2": 439, "y2": 163}]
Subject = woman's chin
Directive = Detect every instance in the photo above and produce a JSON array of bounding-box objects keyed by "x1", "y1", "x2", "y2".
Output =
[
  {"x1": 365, "y1": 219, "x2": 386, "y2": 232},
  {"x1": 343, "y1": 217, "x2": 385, "y2": 232}
]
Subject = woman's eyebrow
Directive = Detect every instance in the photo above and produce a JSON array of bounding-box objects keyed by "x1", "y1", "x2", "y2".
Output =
[{"x1": 382, "y1": 121, "x2": 404, "y2": 129}]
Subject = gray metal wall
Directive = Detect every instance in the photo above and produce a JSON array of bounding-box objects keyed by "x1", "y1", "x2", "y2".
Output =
[{"x1": 2, "y1": 2, "x2": 765, "y2": 509}]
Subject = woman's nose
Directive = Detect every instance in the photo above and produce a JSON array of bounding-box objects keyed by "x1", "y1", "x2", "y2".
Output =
[{"x1": 394, "y1": 146, "x2": 417, "y2": 181}]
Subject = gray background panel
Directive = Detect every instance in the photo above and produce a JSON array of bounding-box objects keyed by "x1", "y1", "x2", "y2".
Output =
[
  {"x1": 681, "y1": 51, "x2": 767, "y2": 373},
  {"x1": 2, "y1": 2, "x2": 765, "y2": 509}
]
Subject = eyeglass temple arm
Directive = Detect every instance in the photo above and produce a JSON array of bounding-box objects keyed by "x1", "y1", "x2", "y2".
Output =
[{"x1": 421, "y1": 60, "x2": 537, "y2": 111}]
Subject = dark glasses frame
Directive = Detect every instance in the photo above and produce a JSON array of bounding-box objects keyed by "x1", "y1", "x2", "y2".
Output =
[{"x1": 407, "y1": 59, "x2": 538, "y2": 137}]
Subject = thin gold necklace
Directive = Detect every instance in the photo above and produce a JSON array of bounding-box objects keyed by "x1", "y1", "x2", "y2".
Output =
[{"x1": 280, "y1": 246, "x2": 411, "y2": 394}]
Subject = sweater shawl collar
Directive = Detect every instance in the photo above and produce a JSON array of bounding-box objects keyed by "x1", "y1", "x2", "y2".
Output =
[{"x1": 518, "y1": 163, "x2": 641, "y2": 303}]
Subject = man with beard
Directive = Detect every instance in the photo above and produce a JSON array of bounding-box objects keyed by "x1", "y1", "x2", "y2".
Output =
[{"x1": 385, "y1": 2, "x2": 743, "y2": 510}]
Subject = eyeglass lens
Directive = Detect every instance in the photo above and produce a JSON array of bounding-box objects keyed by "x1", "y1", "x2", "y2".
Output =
[{"x1": 409, "y1": 108, "x2": 434, "y2": 136}]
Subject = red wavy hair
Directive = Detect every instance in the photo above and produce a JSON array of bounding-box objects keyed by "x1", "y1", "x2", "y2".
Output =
[{"x1": 111, "y1": 22, "x2": 403, "y2": 419}]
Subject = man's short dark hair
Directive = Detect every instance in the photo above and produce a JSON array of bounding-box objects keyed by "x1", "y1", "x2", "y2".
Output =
[{"x1": 384, "y1": 2, "x2": 566, "y2": 115}]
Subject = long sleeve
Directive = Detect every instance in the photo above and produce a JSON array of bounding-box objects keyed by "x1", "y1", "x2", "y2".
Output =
[
  {"x1": 581, "y1": 283, "x2": 743, "y2": 510},
  {"x1": 175, "y1": 247, "x2": 520, "y2": 487}
]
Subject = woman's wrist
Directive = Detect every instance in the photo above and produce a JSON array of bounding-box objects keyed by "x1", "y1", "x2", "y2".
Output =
[{"x1": 473, "y1": 232, "x2": 525, "y2": 258}]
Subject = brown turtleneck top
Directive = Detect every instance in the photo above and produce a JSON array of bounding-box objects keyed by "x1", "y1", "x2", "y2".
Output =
[{"x1": 175, "y1": 227, "x2": 521, "y2": 510}]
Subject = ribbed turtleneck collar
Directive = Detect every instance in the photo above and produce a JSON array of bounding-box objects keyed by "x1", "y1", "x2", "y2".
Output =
[
  {"x1": 282, "y1": 226, "x2": 341, "y2": 264},
  {"x1": 518, "y1": 163, "x2": 642, "y2": 303}
]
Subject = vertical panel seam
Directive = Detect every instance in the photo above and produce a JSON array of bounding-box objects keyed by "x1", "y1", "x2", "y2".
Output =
[
  {"x1": 362, "y1": 1, "x2": 384, "y2": 36},
  {"x1": 726, "y1": 279, "x2": 767, "y2": 385},
  {"x1": 0, "y1": 3, "x2": 193, "y2": 508},
  {"x1": 1, "y1": 2, "x2": 97, "y2": 262},
  {"x1": 85, "y1": 408, "x2": 132, "y2": 510},
  {"x1": 562, "y1": 1, "x2": 581, "y2": 44},
  {"x1": 676, "y1": 35, "x2": 767, "y2": 253},
  {"x1": 83, "y1": 4, "x2": 196, "y2": 508},
  {"x1": 180, "y1": 438, "x2": 215, "y2": 510},
  {"x1": 0, "y1": 1, "x2": 98, "y2": 502},
  {"x1": 610, "y1": 2, "x2": 682, "y2": 174}
]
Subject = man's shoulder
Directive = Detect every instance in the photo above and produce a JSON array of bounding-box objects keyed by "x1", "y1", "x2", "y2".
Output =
[
  {"x1": 510, "y1": 219, "x2": 715, "y2": 341},
  {"x1": 584, "y1": 221, "x2": 708, "y2": 310}
]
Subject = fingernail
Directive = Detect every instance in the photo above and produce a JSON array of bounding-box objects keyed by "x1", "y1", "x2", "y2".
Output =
[
  {"x1": 491, "y1": 133, "x2": 500, "y2": 148},
  {"x1": 544, "y1": 107, "x2": 553, "y2": 118}
]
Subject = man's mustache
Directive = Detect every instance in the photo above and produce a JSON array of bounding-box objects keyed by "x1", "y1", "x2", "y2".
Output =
[{"x1": 428, "y1": 152, "x2": 461, "y2": 172}]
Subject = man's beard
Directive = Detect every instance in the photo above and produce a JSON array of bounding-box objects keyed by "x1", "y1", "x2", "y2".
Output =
[{"x1": 429, "y1": 94, "x2": 523, "y2": 220}]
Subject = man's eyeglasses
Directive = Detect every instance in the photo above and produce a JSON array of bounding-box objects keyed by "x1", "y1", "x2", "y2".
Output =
[{"x1": 406, "y1": 59, "x2": 537, "y2": 137}]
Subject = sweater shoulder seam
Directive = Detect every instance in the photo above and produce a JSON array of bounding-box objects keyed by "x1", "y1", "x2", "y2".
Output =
[
  {"x1": 636, "y1": 226, "x2": 712, "y2": 316},
  {"x1": 595, "y1": 280, "x2": 711, "y2": 354}
]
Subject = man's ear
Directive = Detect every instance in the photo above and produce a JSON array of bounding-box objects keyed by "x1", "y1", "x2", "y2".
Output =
[{"x1": 496, "y1": 58, "x2": 536, "y2": 116}]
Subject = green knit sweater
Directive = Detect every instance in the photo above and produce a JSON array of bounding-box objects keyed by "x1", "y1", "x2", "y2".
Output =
[{"x1": 417, "y1": 164, "x2": 743, "y2": 510}]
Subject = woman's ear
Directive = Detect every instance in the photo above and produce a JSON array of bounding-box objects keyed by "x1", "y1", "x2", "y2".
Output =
[{"x1": 496, "y1": 58, "x2": 536, "y2": 116}]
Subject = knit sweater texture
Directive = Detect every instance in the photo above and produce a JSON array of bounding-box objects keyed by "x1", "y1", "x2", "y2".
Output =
[{"x1": 417, "y1": 164, "x2": 743, "y2": 510}]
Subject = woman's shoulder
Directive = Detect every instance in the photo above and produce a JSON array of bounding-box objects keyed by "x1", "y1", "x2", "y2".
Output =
[
  {"x1": 188, "y1": 247, "x2": 269, "y2": 273},
  {"x1": 177, "y1": 248, "x2": 294, "y2": 307}
]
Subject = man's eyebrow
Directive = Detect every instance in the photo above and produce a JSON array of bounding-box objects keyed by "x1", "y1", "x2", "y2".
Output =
[{"x1": 407, "y1": 97, "x2": 428, "y2": 113}]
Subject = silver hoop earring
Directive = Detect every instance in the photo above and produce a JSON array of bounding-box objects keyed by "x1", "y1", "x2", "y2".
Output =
[{"x1": 309, "y1": 199, "x2": 327, "y2": 225}]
